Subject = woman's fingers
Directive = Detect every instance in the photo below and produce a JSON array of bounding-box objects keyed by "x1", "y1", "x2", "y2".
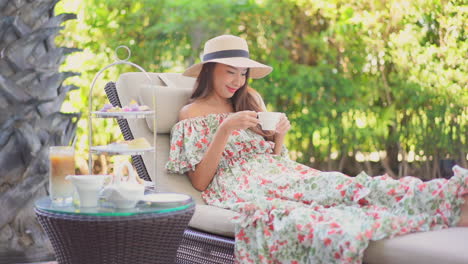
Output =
[
  {"x1": 249, "y1": 113, "x2": 260, "y2": 125},
  {"x1": 228, "y1": 111, "x2": 259, "y2": 130},
  {"x1": 276, "y1": 113, "x2": 290, "y2": 134}
]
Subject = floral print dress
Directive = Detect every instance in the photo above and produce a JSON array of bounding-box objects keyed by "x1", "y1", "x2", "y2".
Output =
[{"x1": 166, "y1": 113, "x2": 468, "y2": 264}]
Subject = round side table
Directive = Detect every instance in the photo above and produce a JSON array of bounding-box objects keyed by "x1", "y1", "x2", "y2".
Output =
[{"x1": 35, "y1": 195, "x2": 194, "y2": 264}]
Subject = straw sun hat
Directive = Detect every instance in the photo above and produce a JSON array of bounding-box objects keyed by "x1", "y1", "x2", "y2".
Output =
[{"x1": 183, "y1": 35, "x2": 273, "y2": 79}]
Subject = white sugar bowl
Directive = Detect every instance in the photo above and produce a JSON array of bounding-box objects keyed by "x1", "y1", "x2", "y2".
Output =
[{"x1": 100, "y1": 161, "x2": 144, "y2": 208}]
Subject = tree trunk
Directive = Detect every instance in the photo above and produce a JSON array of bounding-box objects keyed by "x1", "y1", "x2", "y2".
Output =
[
  {"x1": 384, "y1": 124, "x2": 399, "y2": 178},
  {"x1": 364, "y1": 160, "x2": 373, "y2": 176},
  {"x1": 338, "y1": 152, "x2": 347, "y2": 172},
  {"x1": 0, "y1": 0, "x2": 80, "y2": 262}
]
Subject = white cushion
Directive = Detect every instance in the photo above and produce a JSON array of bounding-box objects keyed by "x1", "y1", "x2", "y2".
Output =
[
  {"x1": 189, "y1": 205, "x2": 237, "y2": 237},
  {"x1": 138, "y1": 84, "x2": 192, "y2": 134},
  {"x1": 116, "y1": 72, "x2": 195, "y2": 134},
  {"x1": 364, "y1": 227, "x2": 468, "y2": 264},
  {"x1": 158, "y1": 72, "x2": 197, "y2": 89}
]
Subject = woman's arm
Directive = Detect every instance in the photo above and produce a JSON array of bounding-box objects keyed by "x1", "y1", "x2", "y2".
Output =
[
  {"x1": 179, "y1": 107, "x2": 259, "y2": 191},
  {"x1": 186, "y1": 125, "x2": 231, "y2": 191},
  {"x1": 273, "y1": 131, "x2": 286, "y2": 155},
  {"x1": 271, "y1": 114, "x2": 290, "y2": 155}
]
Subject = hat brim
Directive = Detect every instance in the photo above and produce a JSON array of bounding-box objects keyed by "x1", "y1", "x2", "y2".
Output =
[{"x1": 183, "y1": 57, "x2": 272, "y2": 79}]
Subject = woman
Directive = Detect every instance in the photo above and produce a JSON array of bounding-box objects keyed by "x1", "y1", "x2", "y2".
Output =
[{"x1": 167, "y1": 35, "x2": 468, "y2": 263}]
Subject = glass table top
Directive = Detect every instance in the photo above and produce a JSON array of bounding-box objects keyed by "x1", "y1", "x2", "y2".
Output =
[{"x1": 35, "y1": 193, "x2": 194, "y2": 217}]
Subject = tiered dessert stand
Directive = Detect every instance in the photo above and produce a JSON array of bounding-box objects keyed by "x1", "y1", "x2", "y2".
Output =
[{"x1": 87, "y1": 46, "x2": 156, "y2": 184}]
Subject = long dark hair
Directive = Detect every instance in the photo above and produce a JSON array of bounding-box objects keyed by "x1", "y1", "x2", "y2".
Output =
[{"x1": 190, "y1": 62, "x2": 274, "y2": 138}]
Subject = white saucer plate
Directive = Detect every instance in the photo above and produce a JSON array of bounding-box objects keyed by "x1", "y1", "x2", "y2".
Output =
[{"x1": 140, "y1": 193, "x2": 191, "y2": 207}]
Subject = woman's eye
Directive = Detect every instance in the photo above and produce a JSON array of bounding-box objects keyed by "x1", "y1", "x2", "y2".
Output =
[{"x1": 227, "y1": 70, "x2": 246, "y2": 76}]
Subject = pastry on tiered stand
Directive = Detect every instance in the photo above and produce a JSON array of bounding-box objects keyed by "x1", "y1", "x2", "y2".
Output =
[
  {"x1": 109, "y1": 137, "x2": 151, "y2": 150},
  {"x1": 124, "y1": 138, "x2": 152, "y2": 149},
  {"x1": 100, "y1": 100, "x2": 150, "y2": 112}
]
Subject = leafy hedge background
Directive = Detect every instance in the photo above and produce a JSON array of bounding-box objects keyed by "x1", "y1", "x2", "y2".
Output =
[{"x1": 56, "y1": 0, "x2": 467, "y2": 179}]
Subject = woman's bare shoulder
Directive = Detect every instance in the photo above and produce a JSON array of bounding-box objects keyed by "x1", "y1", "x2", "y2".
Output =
[{"x1": 178, "y1": 101, "x2": 208, "y2": 121}]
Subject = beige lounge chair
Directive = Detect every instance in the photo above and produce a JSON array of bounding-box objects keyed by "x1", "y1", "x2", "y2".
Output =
[{"x1": 105, "y1": 72, "x2": 468, "y2": 264}]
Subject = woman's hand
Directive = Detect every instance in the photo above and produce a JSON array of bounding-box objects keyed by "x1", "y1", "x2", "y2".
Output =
[
  {"x1": 219, "y1": 111, "x2": 259, "y2": 133},
  {"x1": 270, "y1": 113, "x2": 290, "y2": 155},
  {"x1": 275, "y1": 113, "x2": 291, "y2": 137}
]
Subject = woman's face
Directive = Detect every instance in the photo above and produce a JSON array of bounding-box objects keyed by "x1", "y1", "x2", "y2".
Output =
[{"x1": 211, "y1": 63, "x2": 247, "y2": 99}]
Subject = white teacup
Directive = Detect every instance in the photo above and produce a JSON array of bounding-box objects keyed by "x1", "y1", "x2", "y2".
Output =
[
  {"x1": 258, "y1": 112, "x2": 282, "y2": 131},
  {"x1": 66, "y1": 175, "x2": 109, "y2": 208}
]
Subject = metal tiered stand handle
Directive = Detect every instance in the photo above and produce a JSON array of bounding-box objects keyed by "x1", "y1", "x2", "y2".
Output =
[{"x1": 87, "y1": 46, "x2": 156, "y2": 185}]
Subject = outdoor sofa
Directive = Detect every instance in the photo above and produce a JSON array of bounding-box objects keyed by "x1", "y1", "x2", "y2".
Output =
[{"x1": 104, "y1": 72, "x2": 468, "y2": 264}]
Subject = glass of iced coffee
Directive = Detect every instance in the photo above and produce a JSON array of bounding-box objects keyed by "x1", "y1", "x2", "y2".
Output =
[{"x1": 49, "y1": 146, "x2": 75, "y2": 205}]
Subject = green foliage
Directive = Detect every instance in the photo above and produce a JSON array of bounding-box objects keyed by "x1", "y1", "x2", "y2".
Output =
[{"x1": 56, "y1": 0, "x2": 467, "y2": 176}]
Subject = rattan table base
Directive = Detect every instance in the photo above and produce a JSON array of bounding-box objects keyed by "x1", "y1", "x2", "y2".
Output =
[{"x1": 36, "y1": 204, "x2": 195, "y2": 264}]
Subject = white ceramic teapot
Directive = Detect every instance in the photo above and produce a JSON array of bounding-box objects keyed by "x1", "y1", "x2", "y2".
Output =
[{"x1": 100, "y1": 161, "x2": 145, "y2": 208}]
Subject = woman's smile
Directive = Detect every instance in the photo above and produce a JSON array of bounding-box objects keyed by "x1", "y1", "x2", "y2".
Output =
[{"x1": 227, "y1": 85, "x2": 238, "y2": 93}]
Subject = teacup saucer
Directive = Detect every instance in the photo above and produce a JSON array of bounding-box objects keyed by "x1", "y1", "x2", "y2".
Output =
[{"x1": 140, "y1": 193, "x2": 191, "y2": 207}]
